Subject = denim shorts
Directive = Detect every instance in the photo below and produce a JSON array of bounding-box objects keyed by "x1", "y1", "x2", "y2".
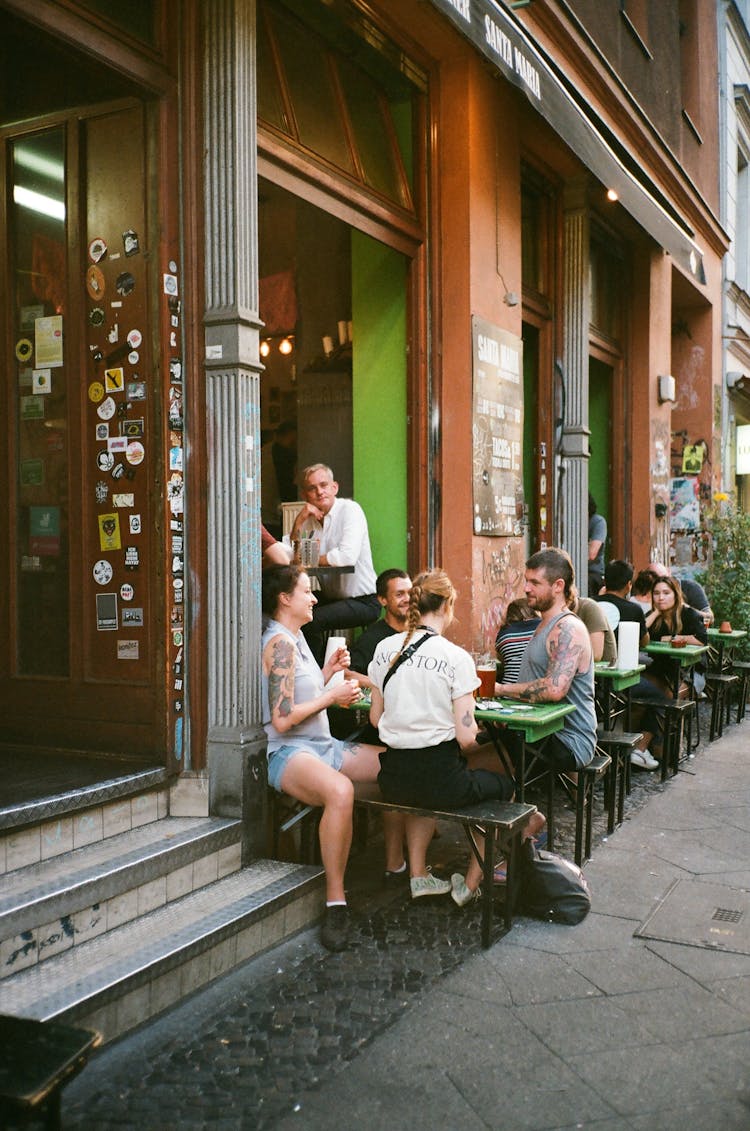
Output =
[{"x1": 267, "y1": 735, "x2": 346, "y2": 792}]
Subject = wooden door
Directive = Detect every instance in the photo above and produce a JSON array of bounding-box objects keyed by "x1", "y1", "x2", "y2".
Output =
[{"x1": 0, "y1": 101, "x2": 166, "y2": 758}]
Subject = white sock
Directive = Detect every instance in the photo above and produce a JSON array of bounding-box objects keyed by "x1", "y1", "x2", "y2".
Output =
[
  {"x1": 326, "y1": 900, "x2": 347, "y2": 908},
  {"x1": 386, "y1": 861, "x2": 407, "y2": 875}
]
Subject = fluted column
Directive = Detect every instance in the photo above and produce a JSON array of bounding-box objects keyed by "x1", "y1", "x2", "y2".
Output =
[
  {"x1": 560, "y1": 178, "x2": 591, "y2": 595},
  {"x1": 203, "y1": 0, "x2": 266, "y2": 855}
]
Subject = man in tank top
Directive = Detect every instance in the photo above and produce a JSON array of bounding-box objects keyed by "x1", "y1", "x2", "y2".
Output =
[{"x1": 495, "y1": 547, "x2": 597, "y2": 770}]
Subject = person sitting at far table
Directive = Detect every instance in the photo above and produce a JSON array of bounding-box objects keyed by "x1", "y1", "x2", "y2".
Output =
[
  {"x1": 288, "y1": 463, "x2": 381, "y2": 664},
  {"x1": 596, "y1": 559, "x2": 649, "y2": 648},
  {"x1": 573, "y1": 594, "x2": 617, "y2": 665},
  {"x1": 347, "y1": 569, "x2": 412, "y2": 688},
  {"x1": 261, "y1": 564, "x2": 404, "y2": 952},
  {"x1": 630, "y1": 568, "x2": 659, "y2": 617},
  {"x1": 627, "y1": 575, "x2": 708, "y2": 770},
  {"x1": 649, "y1": 561, "x2": 714, "y2": 627},
  {"x1": 495, "y1": 548, "x2": 598, "y2": 775},
  {"x1": 644, "y1": 575, "x2": 708, "y2": 686}
]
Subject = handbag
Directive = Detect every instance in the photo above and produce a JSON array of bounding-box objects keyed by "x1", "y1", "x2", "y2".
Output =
[{"x1": 517, "y1": 838, "x2": 592, "y2": 925}]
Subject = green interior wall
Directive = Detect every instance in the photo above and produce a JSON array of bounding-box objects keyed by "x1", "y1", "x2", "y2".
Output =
[
  {"x1": 351, "y1": 231, "x2": 408, "y2": 573},
  {"x1": 588, "y1": 356, "x2": 612, "y2": 535}
]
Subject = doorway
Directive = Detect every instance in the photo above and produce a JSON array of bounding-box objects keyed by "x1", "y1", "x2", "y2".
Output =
[
  {"x1": 1, "y1": 91, "x2": 166, "y2": 758},
  {"x1": 258, "y1": 179, "x2": 409, "y2": 572}
]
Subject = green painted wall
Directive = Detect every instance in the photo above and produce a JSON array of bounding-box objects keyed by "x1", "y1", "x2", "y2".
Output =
[
  {"x1": 588, "y1": 356, "x2": 612, "y2": 538},
  {"x1": 351, "y1": 231, "x2": 408, "y2": 573}
]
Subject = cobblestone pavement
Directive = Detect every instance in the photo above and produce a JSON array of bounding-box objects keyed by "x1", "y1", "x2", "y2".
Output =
[{"x1": 62, "y1": 741, "x2": 694, "y2": 1130}]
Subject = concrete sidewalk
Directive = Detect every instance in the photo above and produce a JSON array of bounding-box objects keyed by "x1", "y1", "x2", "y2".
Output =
[{"x1": 64, "y1": 724, "x2": 750, "y2": 1129}]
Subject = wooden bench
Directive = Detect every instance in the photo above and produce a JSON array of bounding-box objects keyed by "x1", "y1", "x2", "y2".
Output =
[
  {"x1": 0, "y1": 1014, "x2": 101, "y2": 1130},
  {"x1": 352, "y1": 782, "x2": 538, "y2": 948}
]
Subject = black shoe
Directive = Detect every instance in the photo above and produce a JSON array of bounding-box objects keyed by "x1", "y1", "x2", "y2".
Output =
[
  {"x1": 320, "y1": 905, "x2": 351, "y2": 952},
  {"x1": 383, "y1": 864, "x2": 408, "y2": 887}
]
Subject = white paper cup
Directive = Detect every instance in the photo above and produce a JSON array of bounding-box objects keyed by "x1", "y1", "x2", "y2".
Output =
[{"x1": 323, "y1": 636, "x2": 347, "y2": 687}]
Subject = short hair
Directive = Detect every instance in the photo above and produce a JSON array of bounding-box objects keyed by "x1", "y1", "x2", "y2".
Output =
[
  {"x1": 261, "y1": 563, "x2": 304, "y2": 615},
  {"x1": 504, "y1": 598, "x2": 535, "y2": 624},
  {"x1": 526, "y1": 547, "x2": 575, "y2": 601},
  {"x1": 632, "y1": 568, "x2": 659, "y2": 597},
  {"x1": 376, "y1": 568, "x2": 409, "y2": 599},
  {"x1": 301, "y1": 463, "x2": 335, "y2": 486},
  {"x1": 604, "y1": 559, "x2": 634, "y2": 591}
]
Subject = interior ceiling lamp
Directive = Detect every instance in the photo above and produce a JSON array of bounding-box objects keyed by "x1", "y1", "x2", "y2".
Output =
[
  {"x1": 606, "y1": 188, "x2": 619, "y2": 202},
  {"x1": 260, "y1": 335, "x2": 295, "y2": 357}
]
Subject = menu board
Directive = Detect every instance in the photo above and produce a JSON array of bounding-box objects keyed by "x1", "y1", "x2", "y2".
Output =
[{"x1": 472, "y1": 316, "x2": 523, "y2": 536}]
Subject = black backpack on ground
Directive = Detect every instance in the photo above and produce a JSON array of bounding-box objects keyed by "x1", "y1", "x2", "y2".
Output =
[{"x1": 516, "y1": 838, "x2": 592, "y2": 925}]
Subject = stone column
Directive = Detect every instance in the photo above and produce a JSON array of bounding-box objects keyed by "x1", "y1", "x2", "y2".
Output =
[
  {"x1": 202, "y1": 0, "x2": 266, "y2": 860},
  {"x1": 560, "y1": 179, "x2": 591, "y2": 595}
]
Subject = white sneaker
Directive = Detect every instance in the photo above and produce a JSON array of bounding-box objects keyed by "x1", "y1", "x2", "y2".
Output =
[
  {"x1": 450, "y1": 873, "x2": 480, "y2": 907},
  {"x1": 630, "y1": 748, "x2": 659, "y2": 771},
  {"x1": 410, "y1": 873, "x2": 451, "y2": 899}
]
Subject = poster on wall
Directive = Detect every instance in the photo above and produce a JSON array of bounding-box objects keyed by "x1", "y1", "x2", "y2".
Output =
[
  {"x1": 670, "y1": 476, "x2": 700, "y2": 531},
  {"x1": 471, "y1": 315, "x2": 523, "y2": 536}
]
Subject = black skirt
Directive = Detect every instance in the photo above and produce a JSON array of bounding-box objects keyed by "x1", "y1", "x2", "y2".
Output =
[{"x1": 378, "y1": 739, "x2": 514, "y2": 809}]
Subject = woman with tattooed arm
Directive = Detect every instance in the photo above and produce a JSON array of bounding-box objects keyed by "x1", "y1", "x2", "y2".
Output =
[{"x1": 261, "y1": 564, "x2": 403, "y2": 953}]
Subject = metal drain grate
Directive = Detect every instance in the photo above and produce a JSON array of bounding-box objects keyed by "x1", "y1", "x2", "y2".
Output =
[
  {"x1": 635, "y1": 879, "x2": 750, "y2": 954},
  {"x1": 713, "y1": 907, "x2": 743, "y2": 923}
]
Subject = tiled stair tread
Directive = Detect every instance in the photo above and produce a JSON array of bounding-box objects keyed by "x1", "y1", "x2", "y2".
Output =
[
  {"x1": 1, "y1": 862, "x2": 323, "y2": 1020},
  {"x1": 0, "y1": 768, "x2": 171, "y2": 833},
  {"x1": 0, "y1": 817, "x2": 241, "y2": 919}
]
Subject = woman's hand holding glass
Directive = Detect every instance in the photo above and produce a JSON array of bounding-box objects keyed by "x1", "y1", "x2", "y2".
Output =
[{"x1": 322, "y1": 645, "x2": 351, "y2": 685}]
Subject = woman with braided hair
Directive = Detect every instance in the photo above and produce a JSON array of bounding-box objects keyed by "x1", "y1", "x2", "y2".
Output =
[{"x1": 368, "y1": 568, "x2": 532, "y2": 906}]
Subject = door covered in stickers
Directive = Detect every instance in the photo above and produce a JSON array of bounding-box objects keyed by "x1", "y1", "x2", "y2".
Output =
[{"x1": 0, "y1": 101, "x2": 169, "y2": 758}]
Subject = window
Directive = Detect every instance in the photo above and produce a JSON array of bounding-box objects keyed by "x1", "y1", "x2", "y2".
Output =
[
  {"x1": 737, "y1": 148, "x2": 750, "y2": 292},
  {"x1": 590, "y1": 224, "x2": 624, "y2": 344},
  {"x1": 258, "y1": 0, "x2": 415, "y2": 213}
]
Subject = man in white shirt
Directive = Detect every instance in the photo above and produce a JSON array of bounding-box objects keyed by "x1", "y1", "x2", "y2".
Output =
[{"x1": 289, "y1": 463, "x2": 380, "y2": 662}]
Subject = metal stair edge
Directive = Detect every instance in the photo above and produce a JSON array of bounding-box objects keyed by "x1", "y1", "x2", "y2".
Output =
[
  {"x1": 1, "y1": 862, "x2": 325, "y2": 1030},
  {"x1": 0, "y1": 768, "x2": 172, "y2": 833},
  {"x1": 0, "y1": 817, "x2": 243, "y2": 940}
]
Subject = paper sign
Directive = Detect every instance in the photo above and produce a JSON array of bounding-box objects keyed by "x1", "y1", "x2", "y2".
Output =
[{"x1": 34, "y1": 316, "x2": 63, "y2": 367}]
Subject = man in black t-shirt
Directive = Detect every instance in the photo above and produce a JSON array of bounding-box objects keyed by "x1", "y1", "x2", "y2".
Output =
[
  {"x1": 596, "y1": 559, "x2": 649, "y2": 647},
  {"x1": 348, "y1": 569, "x2": 412, "y2": 687}
]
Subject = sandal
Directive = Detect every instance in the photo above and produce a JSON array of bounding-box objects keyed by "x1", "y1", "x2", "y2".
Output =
[{"x1": 493, "y1": 858, "x2": 508, "y2": 885}]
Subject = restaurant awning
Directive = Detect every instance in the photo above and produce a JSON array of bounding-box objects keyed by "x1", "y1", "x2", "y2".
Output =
[{"x1": 428, "y1": 0, "x2": 706, "y2": 285}]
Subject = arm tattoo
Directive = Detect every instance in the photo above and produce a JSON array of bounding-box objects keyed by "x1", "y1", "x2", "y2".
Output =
[
  {"x1": 519, "y1": 620, "x2": 582, "y2": 702},
  {"x1": 545, "y1": 619, "x2": 582, "y2": 691},
  {"x1": 461, "y1": 708, "x2": 473, "y2": 727},
  {"x1": 268, "y1": 638, "x2": 295, "y2": 719}
]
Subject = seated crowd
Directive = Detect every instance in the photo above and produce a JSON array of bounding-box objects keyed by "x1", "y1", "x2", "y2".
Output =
[{"x1": 261, "y1": 465, "x2": 715, "y2": 951}]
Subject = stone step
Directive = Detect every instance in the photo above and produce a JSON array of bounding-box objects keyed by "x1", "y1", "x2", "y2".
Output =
[
  {"x1": 1, "y1": 779, "x2": 171, "y2": 874},
  {"x1": 0, "y1": 816, "x2": 243, "y2": 976},
  {"x1": 0, "y1": 861, "x2": 325, "y2": 1043},
  {"x1": 0, "y1": 766, "x2": 172, "y2": 835}
]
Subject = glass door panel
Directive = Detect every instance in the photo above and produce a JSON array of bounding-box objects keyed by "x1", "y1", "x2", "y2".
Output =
[{"x1": 10, "y1": 129, "x2": 70, "y2": 677}]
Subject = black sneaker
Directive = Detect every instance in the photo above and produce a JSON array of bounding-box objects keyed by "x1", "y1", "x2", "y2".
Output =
[
  {"x1": 320, "y1": 905, "x2": 351, "y2": 952},
  {"x1": 383, "y1": 864, "x2": 408, "y2": 887}
]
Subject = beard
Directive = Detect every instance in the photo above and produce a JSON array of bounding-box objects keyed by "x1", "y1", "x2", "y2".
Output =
[{"x1": 529, "y1": 592, "x2": 555, "y2": 613}]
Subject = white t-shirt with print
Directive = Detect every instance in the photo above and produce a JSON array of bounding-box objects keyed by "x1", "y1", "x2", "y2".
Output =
[{"x1": 368, "y1": 631, "x2": 479, "y2": 749}]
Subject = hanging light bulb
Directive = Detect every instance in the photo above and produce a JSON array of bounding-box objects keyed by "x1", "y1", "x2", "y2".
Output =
[
  {"x1": 278, "y1": 337, "x2": 294, "y2": 356},
  {"x1": 259, "y1": 339, "x2": 271, "y2": 358}
]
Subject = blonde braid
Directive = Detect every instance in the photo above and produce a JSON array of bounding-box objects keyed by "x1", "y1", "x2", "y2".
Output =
[{"x1": 390, "y1": 583, "x2": 422, "y2": 665}]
